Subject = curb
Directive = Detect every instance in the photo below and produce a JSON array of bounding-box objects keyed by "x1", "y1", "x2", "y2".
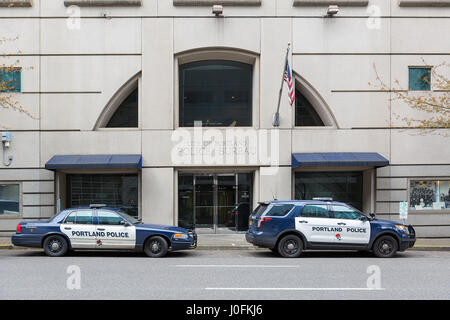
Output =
[{"x1": 2, "y1": 244, "x2": 450, "y2": 252}]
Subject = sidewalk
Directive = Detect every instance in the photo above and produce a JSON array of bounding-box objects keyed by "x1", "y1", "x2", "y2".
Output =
[{"x1": 2, "y1": 234, "x2": 450, "y2": 251}]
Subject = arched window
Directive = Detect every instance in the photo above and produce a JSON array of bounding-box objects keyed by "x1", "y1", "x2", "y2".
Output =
[
  {"x1": 106, "y1": 86, "x2": 138, "y2": 128},
  {"x1": 179, "y1": 60, "x2": 253, "y2": 127},
  {"x1": 294, "y1": 74, "x2": 338, "y2": 128},
  {"x1": 95, "y1": 73, "x2": 140, "y2": 129},
  {"x1": 295, "y1": 89, "x2": 325, "y2": 127}
]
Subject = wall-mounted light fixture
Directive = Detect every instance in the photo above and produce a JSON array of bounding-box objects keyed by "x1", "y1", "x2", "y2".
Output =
[
  {"x1": 326, "y1": 5, "x2": 340, "y2": 16},
  {"x1": 212, "y1": 4, "x2": 223, "y2": 17},
  {"x1": 1, "y1": 132, "x2": 13, "y2": 166}
]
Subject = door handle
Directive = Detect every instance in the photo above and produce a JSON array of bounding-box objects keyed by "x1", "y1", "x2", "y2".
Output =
[
  {"x1": 337, "y1": 222, "x2": 346, "y2": 226},
  {"x1": 298, "y1": 220, "x2": 308, "y2": 224},
  {"x1": 64, "y1": 227, "x2": 72, "y2": 230},
  {"x1": 97, "y1": 228, "x2": 106, "y2": 231}
]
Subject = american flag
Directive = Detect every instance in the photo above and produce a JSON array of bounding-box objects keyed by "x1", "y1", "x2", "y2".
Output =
[{"x1": 284, "y1": 59, "x2": 295, "y2": 106}]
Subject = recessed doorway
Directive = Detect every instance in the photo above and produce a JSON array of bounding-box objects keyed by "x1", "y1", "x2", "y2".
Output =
[{"x1": 178, "y1": 172, "x2": 253, "y2": 234}]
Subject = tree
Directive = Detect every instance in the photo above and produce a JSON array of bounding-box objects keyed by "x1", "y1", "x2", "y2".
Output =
[
  {"x1": 0, "y1": 35, "x2": 37, "y2": 129},
  {"x1": 371, "y1": 59, "x2": 449, "y2": 135}
]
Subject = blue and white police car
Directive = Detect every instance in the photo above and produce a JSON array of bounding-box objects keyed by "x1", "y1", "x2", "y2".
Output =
[
  {"x1": 12, "y1": 204, "x2": 197, "y2": 257},
  {"x1": 246, "y1": 199, "x2": 416, "y2": 258}
]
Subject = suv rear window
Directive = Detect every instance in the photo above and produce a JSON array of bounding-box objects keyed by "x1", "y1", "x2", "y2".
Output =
[
  {"x1": 252, "y1": 204, "x2": 269, "y2": 217},
  {"x1": 265, "y1": 204, "x2": 295, "y2": 217}
]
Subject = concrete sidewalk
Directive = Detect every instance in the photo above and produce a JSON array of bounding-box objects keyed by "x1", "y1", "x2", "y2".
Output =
[{"x1": 2, "y1": 234, "x2": 450, "y2": 251}]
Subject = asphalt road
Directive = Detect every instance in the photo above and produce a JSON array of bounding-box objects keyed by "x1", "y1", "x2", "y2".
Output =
[{"x1": 0, "y1": 249, "x2": 449, "y2": 300}]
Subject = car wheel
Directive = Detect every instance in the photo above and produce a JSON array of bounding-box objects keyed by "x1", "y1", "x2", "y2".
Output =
[
  {"x1": 373, "y1": 235, "x2": 398, "y2": 258},
  {"x1": 278, "y1": 235, "x2": 303, "y2": 258},
  {"x1": 144, "y1": 236, "x2": 169, "y2": 258},
  {"x1": 270, "y1": 248, "x2": 280, "y2": 256},
  {"x1": 43, "y1": 235, "x2": 69, "y2": 257}
]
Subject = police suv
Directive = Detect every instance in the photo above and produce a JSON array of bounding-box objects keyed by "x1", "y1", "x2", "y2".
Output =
[
  {"x1": 12, "y1": 204, "x2": 197, "y2": 257},
  {"x1": 246, "y1": 199, "x2": 416, "y2": 258}
]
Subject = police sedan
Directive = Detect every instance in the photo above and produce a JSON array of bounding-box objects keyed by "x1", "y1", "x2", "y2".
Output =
[
  {"x1": 246, "y1": 199, "x2": 416, "y2": 258},
  {"x1": 12, "y1": 204, "x2": 197, "y2": 257}
]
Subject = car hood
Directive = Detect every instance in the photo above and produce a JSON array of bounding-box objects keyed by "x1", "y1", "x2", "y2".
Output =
[
  {"x1": 372, "y1": 218, "x2": 401, "y2": 227},
  {"x1": 136, "y1": 223, "x2": 188, "y2": 233}
]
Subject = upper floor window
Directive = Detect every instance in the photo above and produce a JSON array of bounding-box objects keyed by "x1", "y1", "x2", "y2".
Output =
[
  {"x1": 295, "y1": 89, "x2": 325, "y2": 126},
  {"x1": 179, "y1": 60, "x2": 253, "y2": 127},
  {"x1": 409, "y1": 67, "x2": 431, "y2": 91},
  {"x1": 0, "y1": 67, "x2": 21, "y2": 93},
  {"x1": 106, "y1": 86, "x2": 138, "y2": 128}
]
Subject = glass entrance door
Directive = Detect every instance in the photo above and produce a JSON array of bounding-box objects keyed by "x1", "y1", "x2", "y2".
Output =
[
  {"x1": 194, "y1": 175, "x2": 215, "y2": 230},
  {"x1": 217, "y1": 175, "x2": 237, "y2": 229},
  {"x1": 178, "y1": 172, "x2": 253, "y2": 233}
]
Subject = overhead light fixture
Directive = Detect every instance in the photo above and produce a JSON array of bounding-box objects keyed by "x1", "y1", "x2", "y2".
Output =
[
  {"x1": 212, "y1": 5, "x2": 223, "y2": 17},
  {"x1": 326, "y1": 5, "x2": 340, "y2": 17}
]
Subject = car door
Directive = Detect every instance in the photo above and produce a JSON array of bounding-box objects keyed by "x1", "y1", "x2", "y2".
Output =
[
  {"x1": 330, "y1": 204, "x2": 371, "y2": 245},
  {"x1": 295, "y1": 204, "x2": 338, "y2": 244},
  {"x1": 95, "y1": 209, "x2": 136, "y2": 249},
  {"x1": 60, "y1": 209, "x2": 97, "y2": 249}
]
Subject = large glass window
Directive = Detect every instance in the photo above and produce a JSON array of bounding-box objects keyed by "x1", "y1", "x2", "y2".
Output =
[
  {"x1": 0, "y1": 183, "x2": 20, "y2": 215},
  {"x1": 67, "y1": 174, "x2": 139, "y2": 218},
  {"x1": 295, "y1": 89, "x2": 325, "y2": 127},
  {"x1": 106, "y1": 87, "x2": 138, "y2": 128},
  {"x1": 295, "y1": 172, "x2": 363, "y2": 211},
  {"x1": 179, "y1": 60, "x2": 253, "y2": 127},
  {"x1": 409, "y1": 180, "x2": 450, "y2": 211}
]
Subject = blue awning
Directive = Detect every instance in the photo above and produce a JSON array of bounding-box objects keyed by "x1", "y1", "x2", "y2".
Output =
[
  {"x1": 45, "y1": 154, "x2": 142, "y2": 170},
  {"x1": 292, "y1": 152, "x2": 389, "y2": 169}
]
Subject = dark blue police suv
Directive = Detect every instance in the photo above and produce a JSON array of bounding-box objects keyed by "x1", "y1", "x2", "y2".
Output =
[{"x1": 246, "y1": 199, "x2": 416, "y2": 258}]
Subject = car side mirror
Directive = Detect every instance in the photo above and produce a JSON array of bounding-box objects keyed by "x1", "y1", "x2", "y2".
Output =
[
  {"x1": 360, "y1": 216, "x2": 369, "y2": 222},
  {"x1": 120, "y1": 220, "x2": 131, "y2": 227}
]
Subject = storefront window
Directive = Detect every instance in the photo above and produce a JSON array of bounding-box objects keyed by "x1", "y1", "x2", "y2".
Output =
[
  {"x1": 295, "y1": 172, "x2": 363, "y2": 211},
  {"x1": 179, "y1": 60, "x2": 253, "y2": 127},
  {"x1": 409, "y1": 180, "x2": 450, "y2": 211},
  {"x1": 67, "y1": 174, "x2": 139, "y2": 218},
  {"x1": 0, "y1": 184, "x2": 20, "y2": 215}
]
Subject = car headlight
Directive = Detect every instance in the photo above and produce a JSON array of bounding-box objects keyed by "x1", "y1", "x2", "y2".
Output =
[
  {"x1": 173, "y1": 233, "x2": 189, "y2": 240},
  {"x1": 395, "y1": 225, "x2": 409, "y2": 233}
]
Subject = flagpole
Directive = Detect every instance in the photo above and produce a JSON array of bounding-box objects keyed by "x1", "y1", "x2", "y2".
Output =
[{"x1": 273, "y1": 43, "x2": 291, "y2": 127}]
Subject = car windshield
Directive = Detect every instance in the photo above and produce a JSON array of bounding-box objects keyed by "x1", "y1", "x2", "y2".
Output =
[{"x1": 117, "y1": 210, "x2": 140, "y2": 224}]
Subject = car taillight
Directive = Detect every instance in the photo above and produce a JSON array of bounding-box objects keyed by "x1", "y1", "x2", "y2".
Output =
[
  {"x1": 17, "y1": 223, "x2": 22, "y2": 233},
  {"x1": 257, "y1": 217, "x2": 272, "y2": 228}
]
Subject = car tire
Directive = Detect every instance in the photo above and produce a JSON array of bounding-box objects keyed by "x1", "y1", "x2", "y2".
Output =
[
  {"x1": 373, "y1": 235, "x2": 398, "y2": 258},
  {"x1": 43, "y1": 235, "x2": 69, "y2": 257},
  {"x1": 270, "y1": 248, "x2": 280, "y2": 256},
  {"x1": 144, "y1": 236, "x2": 169, "y2": 258},
  {"x1": 277, "y1": 235, "x2": 303, "y2": 258}
]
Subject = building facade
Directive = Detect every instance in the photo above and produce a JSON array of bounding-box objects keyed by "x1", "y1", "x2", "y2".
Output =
[{"x1": 0, "y1": 0, "x2": 449, "y2": 237}]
